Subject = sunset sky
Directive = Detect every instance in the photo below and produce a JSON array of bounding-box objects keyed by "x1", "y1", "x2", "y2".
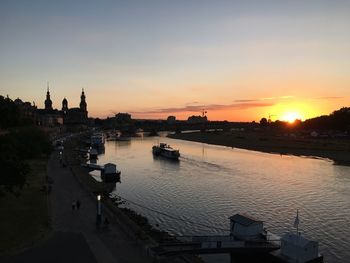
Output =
[{"x1": 1, "y1": 0, "x2": 349, "y2": 121}]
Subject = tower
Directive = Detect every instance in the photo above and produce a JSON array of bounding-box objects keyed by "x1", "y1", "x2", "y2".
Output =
[
  {"x1": 62, "y1": 97, "x2": 68, "y2": 114},
  {"x1": 44, "y1": 83, "x2": 53, "y2": 110},
  {"x1": 79, "y1": 88, "x2": 87, "y2": 112}
]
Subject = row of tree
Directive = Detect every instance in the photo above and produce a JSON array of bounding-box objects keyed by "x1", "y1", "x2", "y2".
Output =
[
  {"x1": 0, "y1": 96, "x2": 53, "y2": 196},
  {"x1": 303, "y1": 107, "x2": 350, "y2": 131},
  {"x1": 0, "y1": 96, "x2": 33, "y2": 128},
  {"x1": 259, "y1": 107, "x2": 350, "y2": 132}
]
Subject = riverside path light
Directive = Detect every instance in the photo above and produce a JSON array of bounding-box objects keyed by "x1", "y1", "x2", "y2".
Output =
[{"x1": 96, "y1": 194, "x2": 102, "y2": 227}]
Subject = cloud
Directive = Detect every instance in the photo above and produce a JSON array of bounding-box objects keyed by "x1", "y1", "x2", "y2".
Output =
[
  {"x1": 185, "y1": 101, "x2": 200, "y2": 106},
  {"x1": 316, "y1": 96, "x2": 343, "y2": 100},
  {"x1": 280, "y1": 95, "x2": 295, "y2": 99},
  {"x1": 131, "y1": 101, "x2": 274, "y2": 115},
  {"x1": 260, "y1": 96, "x2": 295, "y2": 100},
  {"x1": 234, "y1": 96, "x2": 295, "y2": 103},
  {"x1": 234, "y1": 99, "x2": 260, "y2": 103}
]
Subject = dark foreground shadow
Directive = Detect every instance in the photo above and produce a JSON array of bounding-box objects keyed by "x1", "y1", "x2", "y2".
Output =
[{"x1": 2, "y1": 232, "x2": 97, "y2": 263}]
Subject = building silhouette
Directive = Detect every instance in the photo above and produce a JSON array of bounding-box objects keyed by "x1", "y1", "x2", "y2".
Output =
[
  {"x1": 167, "y1": 116, "x2": 176, "y2": 124},
  {"x1": 62, "y1": 89, "x2": 88, "y2": 125},
  {"x1": 187, "y1": 115, "x2": 208, "y2": 124},
  {"x1": 37, "y1": 85, "x2": 88, "y2": 126}
]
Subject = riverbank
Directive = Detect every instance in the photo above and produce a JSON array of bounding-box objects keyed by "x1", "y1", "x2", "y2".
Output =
[
  {"x1": 169, "y1": 131, "x2": 350, "y2": 164},
  {"x1": 0, "y1": 158, "x2": 49, "y2": 255},
  {"x1": 64, "y1": 135, "x2": 203, "y2": 263}
]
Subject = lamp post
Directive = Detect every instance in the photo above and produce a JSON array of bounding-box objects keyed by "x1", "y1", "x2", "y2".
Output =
[{"x1": 96, "y1": 194, "x2": 102, "y2": 228}]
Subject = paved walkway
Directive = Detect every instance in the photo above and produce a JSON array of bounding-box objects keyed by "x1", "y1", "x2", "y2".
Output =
[{"x1": 49, "y1": 151, "x2": 152, "y2": 263}]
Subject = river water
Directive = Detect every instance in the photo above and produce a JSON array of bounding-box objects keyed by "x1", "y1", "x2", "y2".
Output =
[{"x1": 91, "y1": 134, "x2": 350, "y2": 263}]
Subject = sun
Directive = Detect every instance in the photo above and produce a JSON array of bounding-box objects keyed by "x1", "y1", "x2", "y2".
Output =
[{"x1": 281, "y1": 112, "x2": 303, "y2": 123}]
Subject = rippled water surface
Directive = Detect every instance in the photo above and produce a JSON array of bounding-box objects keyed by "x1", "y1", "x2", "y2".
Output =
[{"x1": 93, "y1": 135, "x2": 350, "y2": 263}]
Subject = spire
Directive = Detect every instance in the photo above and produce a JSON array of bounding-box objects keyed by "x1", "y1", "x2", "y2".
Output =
[
  {"x1": 62, "y1": 97, "x2": 68, "y2": 113},
  {"x1": 80, "y1": 88, "x2": 87, "y2": 112},
  {"x1": 44, "y1": 82, "x2": 53, "y2": 110}
]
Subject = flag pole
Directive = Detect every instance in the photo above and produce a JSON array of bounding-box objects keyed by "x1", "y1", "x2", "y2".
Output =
[
  {"x1": 297, "y1": 209, "x2": 299, "y2": 235},
  {"x1": 293, "y1": 209, "x2": 299, "y2": 236}
]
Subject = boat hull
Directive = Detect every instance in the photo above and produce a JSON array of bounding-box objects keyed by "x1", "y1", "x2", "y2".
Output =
[{"x1": 152, "y1": 145, "x2": 180, "y2": 160}]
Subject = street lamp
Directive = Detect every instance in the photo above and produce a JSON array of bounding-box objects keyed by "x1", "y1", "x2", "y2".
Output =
[{"x1": 96, "y1": 194, "x2": 102, "y2": 227}]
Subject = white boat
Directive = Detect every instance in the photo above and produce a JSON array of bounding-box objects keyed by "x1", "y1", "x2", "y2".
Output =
[
  {"x1": 271, "y1": 210, "x2": 323, "y2": 263},
  {"x1": 152, "y1": 143, "x2": 180, "y2": 160},
  {"x1": 101, "y1": 163, "x2": 121, "y2": 182},
  {"x1": 272, "y1": 233, "x2": 323, "y2": 263},
  {"x1": 91, "y1": 133, "x2": 105, "y2": 147}
]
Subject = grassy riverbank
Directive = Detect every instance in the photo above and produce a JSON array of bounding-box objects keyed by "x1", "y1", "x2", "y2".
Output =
[
  {"x1": 169, "y1": 130, "x2": 350, "y2": 164},
  {"x1": 0, "y1": 158, "x2": 49, "y2": 255}
]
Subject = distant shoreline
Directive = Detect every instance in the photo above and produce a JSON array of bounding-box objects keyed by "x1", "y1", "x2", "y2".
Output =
[{"x1": 168, "y1": 131, "x2": 350, "y2": 166}]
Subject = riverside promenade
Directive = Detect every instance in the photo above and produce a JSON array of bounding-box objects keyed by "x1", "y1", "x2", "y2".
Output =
[
  {"x1": 48, "y1": 150, "x2": 154, "y2": 263},
  {"x1": 3, "y1": 144, "x2": 193, "y2": 263}
]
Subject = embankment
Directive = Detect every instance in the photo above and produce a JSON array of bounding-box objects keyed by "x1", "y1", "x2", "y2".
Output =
[{"x1": 169, "y1": 131, "x2": 350, "y2": 165}]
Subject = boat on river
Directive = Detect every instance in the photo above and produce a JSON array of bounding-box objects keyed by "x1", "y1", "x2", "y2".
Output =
[
  {"x1": 152, "y1": 143, "x2": 180, "y2": 160},
  {"x1": 91, "y1": 132, "x2": 105, "y2": 147}
]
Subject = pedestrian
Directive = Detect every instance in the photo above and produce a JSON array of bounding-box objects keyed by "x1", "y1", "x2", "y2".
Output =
[
  {"x1": 76, "y1": 200, "x2": 81, "y2": 210},
  {"x1": 71, "y1": 200, "x2": 76, "y2": 210}
]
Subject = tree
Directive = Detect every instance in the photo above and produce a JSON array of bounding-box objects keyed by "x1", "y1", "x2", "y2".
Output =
[
  {"x1": 260, "y1": 117, "x2": 268, "y2": 127},
  {"x1": 0, "y1": 96, "x2": 21, "y2": 128},
  {"x1": 0, "y1": 95, "x2": 53, "y2": 196},
  {"x1": 0, "y1": 135, "x2": 30, "y2": 196}
]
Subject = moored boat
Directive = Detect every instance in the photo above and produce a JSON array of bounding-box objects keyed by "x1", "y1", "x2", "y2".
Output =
[
  {"x1": 91, "y1": 132, "x2": 105, "y2": 147},
  {"x1": 101, "y1": 163, "x2": 121, "y2": 182},
  {"x1": 152, "y1": 143, "x2": 180, "y2": 160}
]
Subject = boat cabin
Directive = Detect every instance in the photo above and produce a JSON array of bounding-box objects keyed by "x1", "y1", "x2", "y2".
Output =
[
  {"x1": 101, "y1": 163, "x2": 121, "y2": 182},
  {"x1": 280, "y1": 233, "x2": 319, "y2": 263},
  {"x1": 104, "y1": 163, "x2": 117, "y2": 174},
  {"x1": 229, "y1": 213, "x2": 264, "y2": 240},
  {"x1": 160, "y1": 143, "x2": 168, "y2": 148}
]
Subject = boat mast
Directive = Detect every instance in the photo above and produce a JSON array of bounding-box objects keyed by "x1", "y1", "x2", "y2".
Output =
[{"x1": 293, "y1": 209, "x2": 299, "y2": 235}]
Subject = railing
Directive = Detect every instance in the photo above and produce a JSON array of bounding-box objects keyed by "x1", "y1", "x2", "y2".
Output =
[
  {"x1": 171, "y1": 234, "x2": 281, "y2": 250},
  {"x1": 176, "y1": 233, "x2": 281, "y2": 243}
]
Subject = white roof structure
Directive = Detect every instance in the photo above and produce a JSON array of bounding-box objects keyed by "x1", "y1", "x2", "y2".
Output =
[
  {"x1": 281, "y1": 233, "x2": 315, "y2": 248},
  {"x1": 229, "y1": 213, "x2": 263, "y2": 226},
  {"x1": 104, "y1": 163, "x2": 117, "y2": 174}
]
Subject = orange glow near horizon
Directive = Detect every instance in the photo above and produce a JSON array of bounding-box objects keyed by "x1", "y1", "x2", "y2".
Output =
[
  {"x1": 88, "y1": 102, "x2": 335, "y2": 122},
  {"x1": 267, "y1": 101, "x2": 324, "y2": 123},
  {"x1": 281, "y1": 112, "x2": 304, "y2": 123}
]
